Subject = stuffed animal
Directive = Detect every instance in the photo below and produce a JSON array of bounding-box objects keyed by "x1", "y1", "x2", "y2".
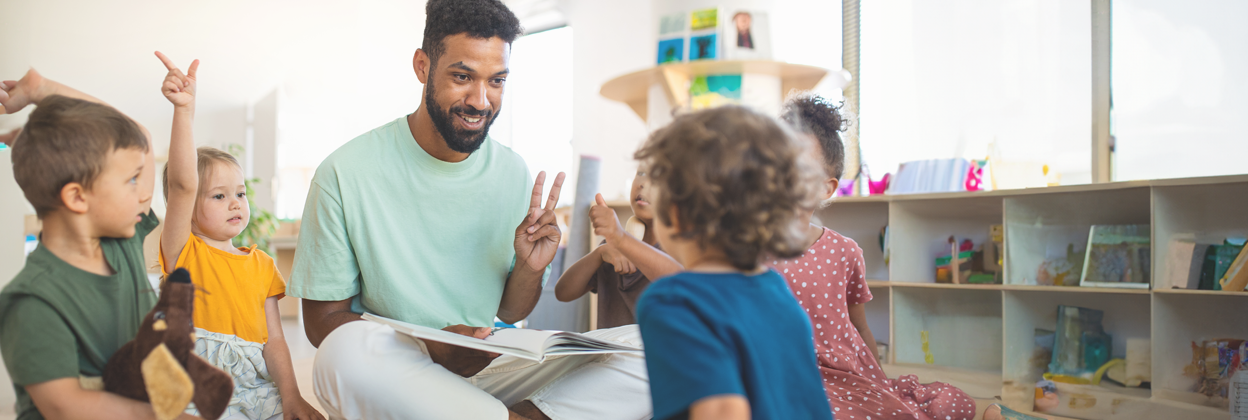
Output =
[{"x1": 103, "y1": 268, "x2": 233, "y2": 420}]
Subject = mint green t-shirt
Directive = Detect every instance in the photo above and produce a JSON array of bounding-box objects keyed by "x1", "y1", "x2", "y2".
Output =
[
  {"x1": 288, "y1": 116, "x2": 543, "y2": 328},
  {"x1": 0, "y1": 211, "x2": 160, "y2": 420}
]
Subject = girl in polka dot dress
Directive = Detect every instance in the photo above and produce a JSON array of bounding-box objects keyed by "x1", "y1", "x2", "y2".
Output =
[{"x1": 778, "y1": 93, "x2": 977, "y2": 420}]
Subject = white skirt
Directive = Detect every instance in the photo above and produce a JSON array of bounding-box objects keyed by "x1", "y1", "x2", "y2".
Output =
[{"x1": 185, "y1": 328, "x2": 283, "y2": 420}]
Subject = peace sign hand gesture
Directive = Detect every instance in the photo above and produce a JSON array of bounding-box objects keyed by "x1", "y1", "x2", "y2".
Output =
[
  {"x1": 155, "y1": 51, "x2": 198, "y2": 109},
  {"x1": 514, "y1": 171, "x2": 567, "y2": 273}
]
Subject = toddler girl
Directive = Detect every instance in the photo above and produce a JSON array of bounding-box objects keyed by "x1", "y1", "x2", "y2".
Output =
[{"x1": 154, "y1": 52, "x2": 323, "y2": 420}]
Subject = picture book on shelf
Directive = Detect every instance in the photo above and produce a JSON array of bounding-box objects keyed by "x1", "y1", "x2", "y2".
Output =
[
  {"x1": 689, "y1": 74, "x2": 742, "y2": 110},
  {"x1": 1079, "y1": 224, "x2": 1150, "y2": 289},
  {"x1": 656, "y1": 12, "x2": 686, "y2": 64},
  {"x1": 688, "y1": 8, "x2": 720, "y2": 61},
  {"x1": 362, "y1": 313, "x2": 642, "y2": 363}
]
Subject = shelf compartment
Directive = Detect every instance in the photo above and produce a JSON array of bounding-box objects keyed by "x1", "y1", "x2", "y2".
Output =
[
  {"x1": 892, "y1": 287, "x2": 1002, "y2": 372},
  {"x1": 1151, "y1": 292, "x2": 1248, "y2": 411},
  {"x1": 1151, "y1": 180, "x2": 1248, "y2": 290},
  {"x1": 1000, "y1": 290, "x2": 1151, "y2": 410},
  {"x1": 889, "y1": 195, "x2": 1005, "y2": 285},
  {"x1": 817, "y1": 200, "x2": 890, "y2": 281},
  {"x1": 1003, "y1": 187, "x2": 1151, "y2": 287}
]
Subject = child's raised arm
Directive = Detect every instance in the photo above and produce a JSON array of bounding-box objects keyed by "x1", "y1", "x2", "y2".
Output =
[
  {"x1": 155, "y1": 52, "x2": 201, "y2": 272},
  {"x1": 0, "y1": 69, "x2": 107, "y2": 115},
  {"x1": 590, "y1": 194, "x2": 683, "y2": 280}
]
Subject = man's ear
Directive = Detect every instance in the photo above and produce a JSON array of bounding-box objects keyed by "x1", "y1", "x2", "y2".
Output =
[
  {"x1": 61, "y1": 182, "x2": 89, "y2": 214},
  {"x1": 413, "y1": 49, "x2": 431, "y2": 85}
]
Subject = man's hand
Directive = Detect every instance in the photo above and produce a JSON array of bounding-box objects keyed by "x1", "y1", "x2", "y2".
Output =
[
  {"x1": 425, "y1": 325, "x2": 501, "y2": 377},
  {"x1": 590, "y1": 194, "x2": 626, "y2": 245},
  {"x1": 600, "y1": 243, "x2": 636, "y2": 274},
  {"x1": 0, "y1": 69, "x2": 52, "y2": 115},
  {"x1": 514, "y1": 171, "x2": 567, "y2": 273},
  {"x1": 155, "y1": 51, "x2": 199, "y2": 109}
]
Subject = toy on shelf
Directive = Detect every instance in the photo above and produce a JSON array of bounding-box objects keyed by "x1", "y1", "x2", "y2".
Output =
[
  {"x1": 1049, "y1": 306, "x2": 1112, "y2": 379},
  {"x1": 1036, "y1": 243, "x2": 1084, "y2": 287},
  {"x1": 1032, "y1": 379, "x2": 1060, "y2": 413},
  {"x1": 921, "y1": 330, "x2": 935, "y2": 365},
  {"x1": 935, "y1": 229, "x2": 1003, "y2": 284},
  {"x1": 1184, "y1": 338, "x2": 1247, "y2": 403}
]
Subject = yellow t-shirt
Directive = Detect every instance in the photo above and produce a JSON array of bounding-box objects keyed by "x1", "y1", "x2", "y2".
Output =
[{"x1": 159, "y1": 235, "x2": 286, "y2": 344}]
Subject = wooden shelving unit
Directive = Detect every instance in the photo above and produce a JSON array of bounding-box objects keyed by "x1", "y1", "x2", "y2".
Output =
[
  {"x1": 814, "y1": 174, "x2": 1248, "y2": 419},
  {"x1": 599, "y1": 60, "x2": 846, "y2": 123}
]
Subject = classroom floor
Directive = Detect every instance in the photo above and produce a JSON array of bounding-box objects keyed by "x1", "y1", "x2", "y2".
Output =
[{"x1": 0, "y1": 318, "x2": 321, "y2": 420}]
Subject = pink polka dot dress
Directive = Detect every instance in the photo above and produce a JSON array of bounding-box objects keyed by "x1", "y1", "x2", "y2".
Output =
[{"x1": 774, "y1": 227, "x2": 977, "y2": 420}]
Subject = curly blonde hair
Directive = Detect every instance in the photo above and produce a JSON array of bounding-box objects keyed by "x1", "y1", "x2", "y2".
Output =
[{"x1": 635, "y1": 106, "x2": 825, "y2": 271}]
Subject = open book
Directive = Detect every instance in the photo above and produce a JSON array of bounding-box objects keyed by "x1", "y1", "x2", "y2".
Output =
[{"x1": 362, "y1": 313, "x2": 643, "y2": 362}]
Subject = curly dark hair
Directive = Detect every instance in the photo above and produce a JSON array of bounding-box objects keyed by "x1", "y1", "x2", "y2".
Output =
[
  {"x1": 636, "y1": 106, "x2": 824, "y2": 271},
  {"x1": 780, "y1": 91, "x2": 848, "y2": 179},
  {"x1": 422, "y1": 0, "x2": 524, "y2": 67}
]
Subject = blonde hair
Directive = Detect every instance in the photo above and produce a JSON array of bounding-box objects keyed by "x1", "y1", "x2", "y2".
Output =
[{"x1": 161, "y1": 147, "x2": 242, "y2": 200}]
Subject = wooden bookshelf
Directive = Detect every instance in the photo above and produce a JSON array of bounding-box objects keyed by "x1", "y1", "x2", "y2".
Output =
[
  {"x1": 813, "y1": 174, "x2": 1248, "y2": 419},
  {"x1": 599, "y1": 60, "x2": 844, "y2": 123}
]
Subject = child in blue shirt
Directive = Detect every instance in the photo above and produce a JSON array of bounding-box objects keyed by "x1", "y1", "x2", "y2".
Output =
[{"x1": 635, "y1": 105, "x2": 835, "y2": 420}]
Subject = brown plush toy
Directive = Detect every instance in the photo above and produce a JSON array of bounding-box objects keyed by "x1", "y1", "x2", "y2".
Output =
[{"x1": 103, "y1": 268, "x2": 234, "y2": 420}]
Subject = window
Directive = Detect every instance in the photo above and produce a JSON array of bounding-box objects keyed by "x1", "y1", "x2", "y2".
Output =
[
  {"x1": 491, "y1": 26, "x2": 576, "y2": 206},
  {"x1": 860, "y1": 0, "x2": 1093, "y2": 185},
  {"x1": 1111, "y1": 0, "x2": 1248, "y2": 181}
]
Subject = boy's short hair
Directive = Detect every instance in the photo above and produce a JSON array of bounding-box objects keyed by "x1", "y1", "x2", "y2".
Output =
[
  {"x1": 636, "y1": 105, "x2": 824, "y2": 271},
  {"x1": 780, "y1": 91, "x2": 847, "y2": 179},
  {"x1": 161, "y1": 147, "x2": 243, "y2": 201},
  {"x1": 422, "y1": 0, "x2": 523, "y2": 67},
  {"x1": 11, "y1": 95, "x2": 149, "y2": 217}
]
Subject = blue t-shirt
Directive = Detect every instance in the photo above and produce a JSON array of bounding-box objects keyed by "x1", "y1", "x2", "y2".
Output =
[{"x1": 637, "y1": 270, "x2": 834, "y2": 420}]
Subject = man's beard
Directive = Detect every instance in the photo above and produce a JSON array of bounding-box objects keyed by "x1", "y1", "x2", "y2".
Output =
[{"x1": 426, "y1": 82, "x2": 499, "y2": 154}]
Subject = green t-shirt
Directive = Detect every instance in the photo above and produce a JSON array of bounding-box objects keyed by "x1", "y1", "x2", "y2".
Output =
[
  {"x1": 288, "y1": 115, "x2": 545, "y2": 329},
  {"x1": 0, "y1": 210, "x2": 159, "y2": 420}
]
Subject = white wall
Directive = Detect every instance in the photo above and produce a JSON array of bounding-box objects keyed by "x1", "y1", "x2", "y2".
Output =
[
  {"x1": 0, "y1": 0, "x2": 428, "y2": 218},
  {"x1": 565, "y1": 0, "x2": 842, "y2": 200}
]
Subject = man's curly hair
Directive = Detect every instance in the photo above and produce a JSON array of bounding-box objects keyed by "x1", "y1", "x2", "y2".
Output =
[
  {"x1": 422, "y1": 0, "x2": 524, "y2": 67},
  {"x1": 636, "y1": 106, "x2": 825, "y2": 271},
  {"x1": 780, "y1": 91, "x2": 848, "y2": 179}
]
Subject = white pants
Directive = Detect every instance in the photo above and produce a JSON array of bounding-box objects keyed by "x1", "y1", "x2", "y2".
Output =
[{"x1": 312, "y1": 322, "x2": 652, "y2": 420}]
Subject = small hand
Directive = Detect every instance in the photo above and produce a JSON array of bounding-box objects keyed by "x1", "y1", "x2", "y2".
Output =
[
  {"x1": 155, "y1": 51, "x2": 199, "y2": 108},
  {"x1": 590, "y1": 194, "x2": 626, "y2": 245},
  {"x1": 599, "y1": 243, "x2": 636, "y2": 274},
  {"x1": 425, "y1": 325, "x2": 501, "y2": 377},
  {"x1": 282, "y1": 397, "x2": 326, "y2": 420},
  {"x1": 514, "y1": 171, "x2": 567, "y2": 273},
  {"x1": 0, "y1": 69, "x2": 49, "y2": 115}
]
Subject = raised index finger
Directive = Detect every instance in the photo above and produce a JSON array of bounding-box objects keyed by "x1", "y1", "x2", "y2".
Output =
[
  {"x1": 544, "y1": 172, "x2": 567, "y2": 212},
  {"x1": 529, "y1": 171, "x2": 547, "y2": 210},
  {"x1": 154, "y1": 51, "x2": 179, "y2": 72}
]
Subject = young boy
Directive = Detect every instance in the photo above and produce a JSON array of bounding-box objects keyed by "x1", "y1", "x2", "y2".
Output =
[
  {"x1": 634, "y1": 105, "x2": 833, "y2": 420},
  {"x1": 0, "y1": 69, "x2": 197, "y2": 420}
]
